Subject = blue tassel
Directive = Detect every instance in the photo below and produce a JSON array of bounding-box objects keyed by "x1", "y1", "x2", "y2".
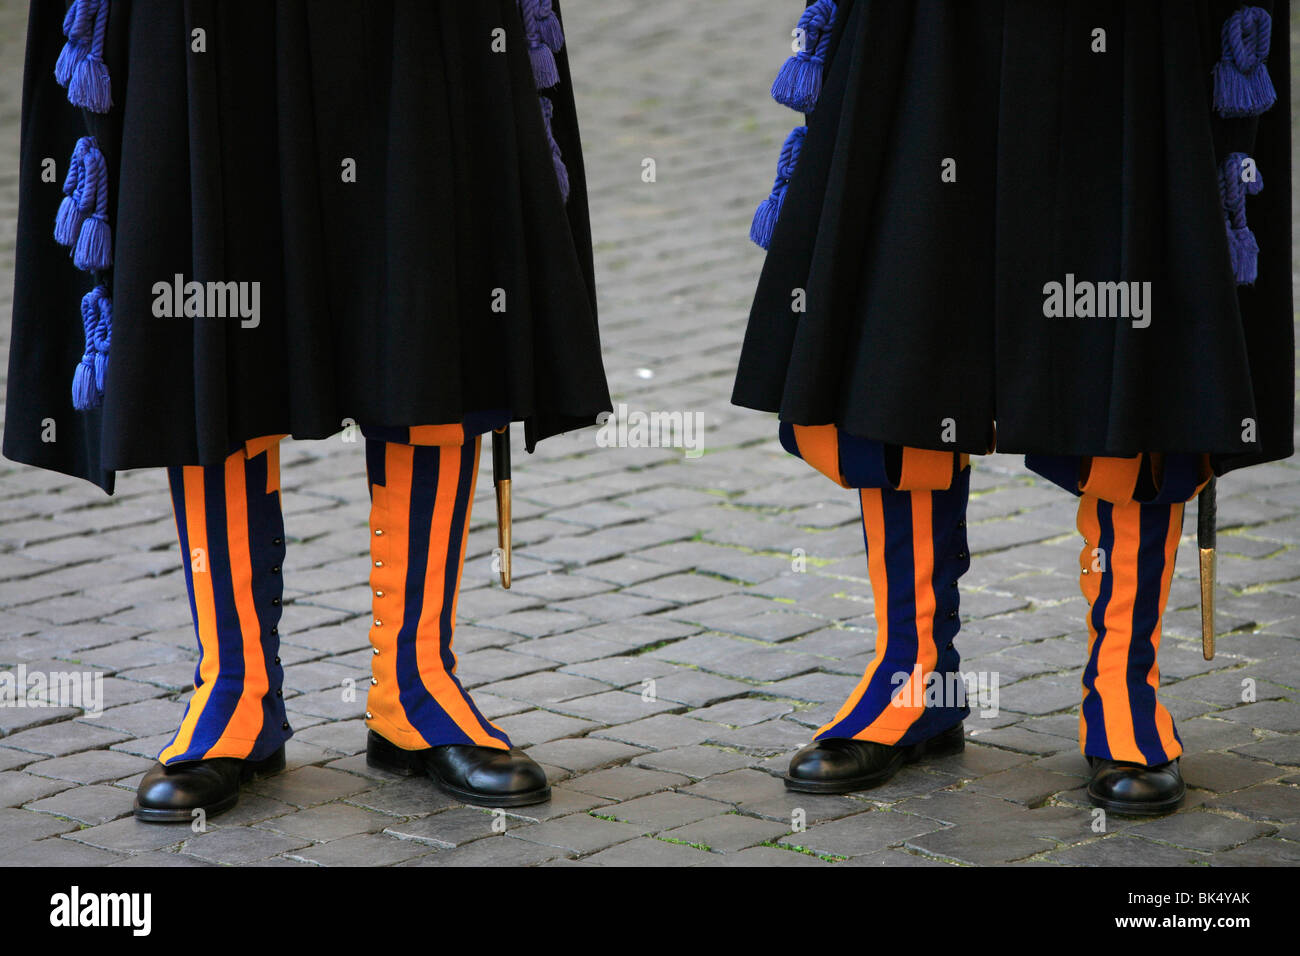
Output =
[
  {"x1": 71, "y1": 357, "x2": 98, "y2": 410},
  {"x1": 74, "y1": 217, "x2": 112, "y2": 272},
  {"x1": 72, "y1": 141, "x2": 111, "y2": 271},
  {"x1": 537, "y1": 0, "x2": 565, "y2": 52},
  {"x1": 519, "y1": 0, "x2": 561, "y2": 88},
  {"x1": 92, "y1": 293, "x2": 112, "y2": 393},
  {"x1": 54, "y1": 196, "x2": 83, "y2": 247},
  {"x1": 72, "y1": 285, "x2": 109, "y2": 411},
  {"x1": 1212, "y1": 6, "x2": 1276, "y2": 118},
  {"x1": 65, "y1": 0, "x2": 111, "y2": 112},
  {"x1": 54, "y1": 41, "x2": 86, "y2": 88},
  {"x1": 771, "y1": 0, "x2": 838, "y2": 113},
  {"x1": 539, "y1": 96, "x2": 570, "y2": 201},
  {"x1": 1219, "y1": 152, "x2": 1264, "y2": 285},
  {"x1": 750, "y1": 126, "x2": 807, "y2": 250},
  {"x1": 528, "y1": 43, "x2": 560, "y2": 89},
  {"x1": 54, "y1": 139, "x2": 88, "y2": 246},
  {"x1": 55, "y1": 0, "x2": 90, "y2": 87}
]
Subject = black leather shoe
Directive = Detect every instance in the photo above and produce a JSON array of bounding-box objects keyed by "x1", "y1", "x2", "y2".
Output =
[
  {"x1": 785, "y1": 722, "x2": 965, "y2": 793},
  {"x1": 1087, "y1": 756, "x2": 1184, "y2": 816},
  {"x1": 133, "y1": 747, "x2": 286, "y2": 823},
  {"x1": 366, "y1": 730, "x2": 550, "y2": 807}
]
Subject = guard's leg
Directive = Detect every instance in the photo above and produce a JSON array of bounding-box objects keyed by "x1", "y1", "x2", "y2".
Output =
[
  {"x1": 780, "y1": 424, "x2": 971, "y2": 793},
  {"x1": 136, "y1": 436, "x2": 290, "y2": 822},
  {"x1": 360, "y1": 425, "x2": 549, "y2": 806},
  {"x1": 362, "y1": 433, "x2": 510, "y2": 750}
]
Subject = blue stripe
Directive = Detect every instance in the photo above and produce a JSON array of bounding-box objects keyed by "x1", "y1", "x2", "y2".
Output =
[
  {"x1": 1127, "y1": 505, "x2": 1173, "y2": 764},
  {"x1": 244, "y1": 450, "x2": 290, "y2": 761},
  {"x1": 1080, "y1": 500, "x2": 1115, "y2": 757},
  {"x1": 184, "y1": 461, "x2": 247, "y2": 758}
]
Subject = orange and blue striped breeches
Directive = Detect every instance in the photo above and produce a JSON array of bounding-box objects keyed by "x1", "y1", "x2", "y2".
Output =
[
  {"x1": 161, "y1": 420, "x2": 511, "y2": 766},
  {"x1": 783, "y1": 423, "x2": 1207, "y2": 765}
]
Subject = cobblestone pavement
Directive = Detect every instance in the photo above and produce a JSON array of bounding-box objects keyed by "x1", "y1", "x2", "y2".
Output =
[{"x1": 1, "y1": 1, "x2": 1297, "y2": 868}]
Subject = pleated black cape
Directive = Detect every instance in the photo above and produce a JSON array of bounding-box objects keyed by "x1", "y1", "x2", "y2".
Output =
[
  {"x1": 5, "y1": 0, "x2": 611, "y2": 493},
  {"x1": 733, "y1": 0, "x2": 1293, "y2": 476}
]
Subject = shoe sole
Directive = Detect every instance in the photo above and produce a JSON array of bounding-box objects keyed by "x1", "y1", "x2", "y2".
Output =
[
  {"x1": 1087, "y1": 787, "x2": 1185, "y2": 817},
  {"x1": 366, "y1": 736, "x2": 551, "y2": 808},
  {"x1": 783, "y1": 724, "x2": 967, "y2": 794},
  {"x1": 133, "y1": 749, "x2": 286, "y2": 823}
]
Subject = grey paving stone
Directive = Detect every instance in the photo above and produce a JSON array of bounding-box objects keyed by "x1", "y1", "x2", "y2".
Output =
[
  {"x1": 1181, "y1": 750, "x2": 1285, "y2": 793},
  {"x1": 0, "y1": 770, "x2": 75, "y2": 808},
  {"x1": 1046, "y1": 835, "x2": 1206, "y2": 867},
  {"x1": 180, "y1": 826, "x2": 312, "y2": 864},
  {"x1": 583, "y1": 835, "x2": 713, "y2": 866},
  {"x1": 661, "y1": 812, "x2": 790, "y2": 853},
  {"x1": 22, "y1": 749, "x2": 154, "y2": 785},
  {"x1": 687, "y1": 698, "x2": 793, "y2": 726},
  {"x1": 509, "y1": 813, "x2": 649, "y2": 855},
  {"x1": 633, "y1": 745, "x2": 757, "y2": 779},
  {"x1": 287, "y1": 832, "x2": 431, "y2": 866},
  {"x1": 552, "y1": 689, "x2": 680, "y2": 725},
  {"x1": 493, "y1": 710, "x2": 601, "y2": 747},
  {"x1": 523, "y1": 737, "x2": 646, "y2": 773},
  {"x1": 699, "y1": 845, "x2": 831, "y2": 866},
  {"x1": 1208, "y1": 783, "x2": 1300, "y2": 821},
  {"x1": 600, "y1": 791, "x2": 722, "y2": 830},
  {"x1": 1209, "y1": 837, "x2": 1300, "y2": 865},
  {"x1": 258, "y1": 802, "x2": 394, "y2": 842},
  {"x1": 247, "y1": 765, "x2": 372, "y2": 808},
  {"x1": 397, "y1": 834, "x2": 567, "y2": 867},
  {"x1": 781, "y1": 810, "x2": 946, "y2": 858},
  {"x1": 0, "y1": 719, "x2": 131, "y2": 757},
  {"x1": 24, "y1": 783, "x2": 132, "y2": 826},
  {"x1": 591, "y1": 713, "x2": 715, "y2": 750},
  {"x1": 3, "y1": 837, "x2": 128, "y2": 866},
  {"x1": 0, "y1": 804, "x2": 81, "y2": 842},
  {"x1": 63, "y1": 817, "x2": 190, "y2": 853},
  {"x1": 383, "y1": 806, "x2": 500, "y2": 848},
  {"x1": 565, "y1": 765, "x2": 691, "y2": 801},
  {"x1": 1127, "y1": 811, "x2": 1273, "y2": 852}
]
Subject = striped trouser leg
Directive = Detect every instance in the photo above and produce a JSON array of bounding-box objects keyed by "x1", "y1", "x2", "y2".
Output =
[
  {"x1": 364, "y1": 433, "x2": 511, "y2": 751},
  {"x1": 1077, "y1": 494, "x2": 1184, "y2": 765},
  {"x1": 816, "y1": 465, "x2": 972, "y2": 745},
  {"x1": 160, "y1": 438, "x2": 291, "y2": 764}
]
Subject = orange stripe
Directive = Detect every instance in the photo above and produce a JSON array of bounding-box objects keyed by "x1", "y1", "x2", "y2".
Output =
[
  {"x1": 1096, "y1": 499, "x2": 1142, "y2": 760},
  {"x1": 409, "y1": 424, "x2": 465, "y2": 447},
  {"x1": 898, "y1": 448, "x2": 954, "y2": 491},
  {"x1": 203, "y1": 451, "x2": 268, "y2": 758},
  {"x1": 1148, "y1": 504, "x2": 1184, "y2": 758},
  {"x1": 816, "y1": 488, "x2": 889, "y2": 737},
  {"x1": 793, "y1": 424, "x2": 848, "y2": 488},
  {"x1": 1077, "y1": 495, "x2": 1102, "y2": 754},
  {"x1": 858, "y1": 490, "x2": 937, "y2": 741},
  {"x1": 415, "y1": 442, "x2": 507, "y2": 747},
  {"x1": 161, "y1": 467, "x2": 220, "y2": 763},
  {"x1": 1080, "y1": 455, "x2": 1141, "y2": 505},
  {"x1": 366, "y1": 444, "x2": 421, "y2": 747}
]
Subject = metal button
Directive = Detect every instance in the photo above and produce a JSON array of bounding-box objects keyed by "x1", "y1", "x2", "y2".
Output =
[
  {"x1": 375, "y1": 590, "x2": 384, "y2": 598},
  {"x1": 374, "y1": 529, "x2": 384, "y2": 536},
  {"x1": 374, "y1": 560, "x2": 383, "y2": 568}
]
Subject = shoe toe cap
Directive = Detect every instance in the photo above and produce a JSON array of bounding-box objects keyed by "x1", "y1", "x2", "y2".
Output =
[{"x1": 787, "y1": 741, "x2": 861, "y2": 782}]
